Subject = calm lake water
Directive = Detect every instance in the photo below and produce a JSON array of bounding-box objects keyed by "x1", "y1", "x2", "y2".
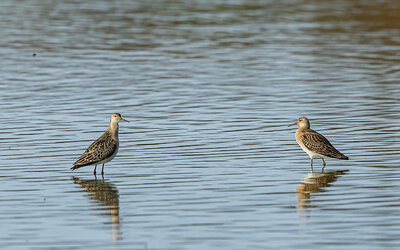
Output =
[{"x1": 0, "y1": 0, "x2": 399, "y2": 249}]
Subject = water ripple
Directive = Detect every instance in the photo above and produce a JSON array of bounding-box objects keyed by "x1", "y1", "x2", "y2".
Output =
[{"x1": 0, "y1": 0, "x2": 400, "y2": 249}]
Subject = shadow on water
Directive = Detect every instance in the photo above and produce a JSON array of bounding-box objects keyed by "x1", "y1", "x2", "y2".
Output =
[
  {"x1": 296, "y1": 170, "x2": 348, "y2": 213},
  {"x1": 73, "y1": 177, "x2": 122, "y2": 241}
]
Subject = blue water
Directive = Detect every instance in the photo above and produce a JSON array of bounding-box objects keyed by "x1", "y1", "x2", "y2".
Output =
[{"x1": 0, "y1": 0, "x2": 399, "y2": 249}]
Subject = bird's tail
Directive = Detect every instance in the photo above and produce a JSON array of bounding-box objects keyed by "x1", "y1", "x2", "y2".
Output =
[
  {"x1": 71, "y1": 165, "x2": 83, "y2": 171},
  {"x1": 339, "y1": 155, "x2": 349, "y2": 160}
]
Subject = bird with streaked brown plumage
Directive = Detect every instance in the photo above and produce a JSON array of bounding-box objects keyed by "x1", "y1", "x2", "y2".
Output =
[
  {"x1": 289, "y1": 117, "x2": 348, "y2": 171},
  {"x1": 71, "y1": 113, "x2": 129, "y2": 175}
]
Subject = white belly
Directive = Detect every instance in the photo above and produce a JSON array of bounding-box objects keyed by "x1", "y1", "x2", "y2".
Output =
[
  {"x1": 297, "y1": 139, "x2": 330, "y2": 159},
  {"x1": 98, "y1": 142, "x2": 119, "y2": 164}
]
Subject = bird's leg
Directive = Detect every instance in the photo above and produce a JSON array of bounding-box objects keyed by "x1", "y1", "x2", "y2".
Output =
[
  {"x1": 101, "y1": 163, "x2": 105, "y2": 176},
  {"x1": 310, "y1": 158, "x2": 314, "y2": 173},
  {"x1": 322, "y1": 159, "x2": 326, "y2": 172},
  {"x1": 93, "y1": 165, "x2": 97, "y2": 175}
]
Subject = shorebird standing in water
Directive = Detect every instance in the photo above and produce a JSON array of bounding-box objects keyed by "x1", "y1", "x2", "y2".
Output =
[
  {"x1": 289, "y1": 117, "x2": 348, "y2": 171},
  {"x1": 71, "y1": 113, "x2": 129, "y2": 175}
]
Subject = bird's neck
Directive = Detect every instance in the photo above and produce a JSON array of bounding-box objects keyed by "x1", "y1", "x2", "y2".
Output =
[
  {"x1": 299, "y1": 123, "x2": 310, "y2": 130},
  {"x1": 109, "y1": 121, "x2": 119, "y2": 140},
  {"x1": 297, "y1": 124, "x2": 310, "y2": 133}
]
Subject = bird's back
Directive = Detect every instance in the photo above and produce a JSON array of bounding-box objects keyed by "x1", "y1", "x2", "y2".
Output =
[
  {"x1": 73, "y1": 131, "x2": 118, "y2": 167},
  {"x1": 297, "y1": 128, "x2": 348, "y2": 159}
]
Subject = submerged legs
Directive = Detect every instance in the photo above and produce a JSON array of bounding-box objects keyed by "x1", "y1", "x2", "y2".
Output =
[
  {"x1": 322, "y1": 159, "x2": 326, "y2": 172},
  {"x1": 101, "y1": 163, "x2": 105, "y2": 176},
  {"x1": 93, "y1": 164, "x2": 105, "y2": 175},
  {"x1": 310, "y1": 158, "x2": 313, "y2": 172},
  {"x1": 310, "y1": 158, "x2": 328, "y2": 172}
]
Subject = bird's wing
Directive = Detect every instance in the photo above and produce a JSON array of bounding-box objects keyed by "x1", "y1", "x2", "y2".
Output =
[
  {"x1": 302, "y1": 129, "x2": 344, "y2": 158},
  {"x1": 73, "y1": 131, "x2": 117, "y2": 167}
]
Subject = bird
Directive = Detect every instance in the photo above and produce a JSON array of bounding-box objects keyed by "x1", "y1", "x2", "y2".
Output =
[
  {"x1": 71, "y1": 113, "x2": 129, "y2": 175},
  {"x1": 289, "y1": 117, "x2": 348, "y2": 171}
]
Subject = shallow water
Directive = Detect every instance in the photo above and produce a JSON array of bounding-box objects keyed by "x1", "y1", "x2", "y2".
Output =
[{"x1": 0, "y1": 0, "x2": 400, "y2": 249}]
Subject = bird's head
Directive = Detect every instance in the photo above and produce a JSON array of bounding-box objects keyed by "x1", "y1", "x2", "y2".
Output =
[{"x1": 111, "y1": 113, "x2": 129, "y2": 123}]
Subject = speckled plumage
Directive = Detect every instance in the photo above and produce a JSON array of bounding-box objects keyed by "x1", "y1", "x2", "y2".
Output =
[
  {"x1": 72, "y1": 130, "x2": 118, "y2": 168},
  {"x1": 71, "y1": 113, "x2": 128, "y2": 175},
  {"x1": 297, "y1": 128, "x2": 348, "y2": 159},
  {"x1": 291, "y1": 117, "x2": 348, "y2": 171}
]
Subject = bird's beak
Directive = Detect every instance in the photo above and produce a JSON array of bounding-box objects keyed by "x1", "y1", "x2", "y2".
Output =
[
  {"x1": 121, "y1": 118, "x2": 130, "y2": 122},
  {"x1": 288, "y1": 122, "x2": 297, "y2": 127}
]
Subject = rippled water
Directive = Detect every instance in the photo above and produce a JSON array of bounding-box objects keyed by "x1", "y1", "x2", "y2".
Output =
[{"x1": 0, "y1": 0, "x2": 400, "y2": 249}]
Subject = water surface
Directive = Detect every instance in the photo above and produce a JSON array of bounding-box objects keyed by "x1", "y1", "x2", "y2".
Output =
[{"x1": 0, "y1": 0, "x2": 400, "y2": 249}]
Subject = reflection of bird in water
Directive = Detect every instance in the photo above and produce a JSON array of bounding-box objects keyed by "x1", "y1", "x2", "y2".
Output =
[
  {"x1": 73, "y1": 177, "x2": 122, "y2": 240},
  {"x1": 289, "y1": 117, "x2": 348, "y2": 172},
  {"x1": 296, "y1": 170, "x2": 348, "y2": 211}
]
